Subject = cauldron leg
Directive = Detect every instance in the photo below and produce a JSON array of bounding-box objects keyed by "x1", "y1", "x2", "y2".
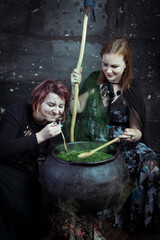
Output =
[
  {"x1": 69, "y1": 219, "x2": 75, "y2": 240},
  {"x1": 101, "y1": 210, "x2": 105, "y2": 234},
  {"x1": 84, "y1": 214, "x2": 106, "y2": 240}
]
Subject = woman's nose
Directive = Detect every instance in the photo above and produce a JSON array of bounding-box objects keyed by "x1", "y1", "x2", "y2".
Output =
[
  {"x1": 106, "y1": 66, "x2": 112, "y2": 73},
  {"x1": 52, "y1": 107, "x2": 58, "y2": 113}
]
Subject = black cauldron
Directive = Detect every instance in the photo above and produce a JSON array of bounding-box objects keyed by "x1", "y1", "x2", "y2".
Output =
[{"x1": 40, "y1": 142, "x2": 130, "y2": 214}]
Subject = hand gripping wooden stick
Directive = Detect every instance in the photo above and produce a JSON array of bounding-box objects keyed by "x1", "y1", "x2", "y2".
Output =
[{"x1": 70, "y1": 0, "x2": 95, "y2": 142}]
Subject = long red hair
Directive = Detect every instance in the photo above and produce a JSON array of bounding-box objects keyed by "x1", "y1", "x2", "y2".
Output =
[
  {"x1": 98, "y1": 37, "x2": 133, "y2": 90},
  {"x1": 32, "y1": 79, "x2": 70, "y2": 122}
]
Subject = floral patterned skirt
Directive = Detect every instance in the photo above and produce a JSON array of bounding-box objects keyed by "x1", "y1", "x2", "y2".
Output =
[{"x1": 107, "y1": 141, "x2": 160, "y2": 233}]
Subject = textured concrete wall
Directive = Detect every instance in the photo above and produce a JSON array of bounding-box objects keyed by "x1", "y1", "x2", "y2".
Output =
[{"x1": 0, "y1": 0, "x2": 160, "y2": 153}]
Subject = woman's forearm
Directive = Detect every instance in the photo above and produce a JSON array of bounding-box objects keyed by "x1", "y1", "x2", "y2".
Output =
[{"x1": 70, "y1": 86, "x2": 81, "y2": 113}]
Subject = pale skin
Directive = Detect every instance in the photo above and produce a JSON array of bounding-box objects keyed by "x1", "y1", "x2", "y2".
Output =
[
  {"x1": 70, "y1": 53, "x2": 142, "y2": 142},
  {"x1": 34, "y1": 92, "x2": 65, "y2": 144}
]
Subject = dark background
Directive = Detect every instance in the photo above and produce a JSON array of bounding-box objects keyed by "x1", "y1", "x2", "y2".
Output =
[{"x1": 0, "y1": 0, "x2": 160, "y2": 153}]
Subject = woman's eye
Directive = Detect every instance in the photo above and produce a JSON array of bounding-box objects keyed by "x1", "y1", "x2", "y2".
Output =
[
  {"x1": 112, "y1": 65, "x2": 118, "y2": 68},
  {"x1": 59, "y1": 105, "x2": 65, "y2": 109},
  {"x1": 48, "y1": 103, "x2": 55, "y2": 107},
  {"x1": 103, "y1": 62, "x2": 108, "y2": 67}
]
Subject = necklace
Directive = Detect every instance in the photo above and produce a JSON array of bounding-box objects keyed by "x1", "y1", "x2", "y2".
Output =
[
  {"x1": 101, "y1": 83, "x2": 121, "y2": 101},
  {"x1": 112, "y1": 82, "x2": 120, "y2": 84},
  {"x1": 111, "y1": 83, "x2": 121, "y2": 97},
  {"x1": 116, "y1": 90, "x2": 121, "y2": 96}
]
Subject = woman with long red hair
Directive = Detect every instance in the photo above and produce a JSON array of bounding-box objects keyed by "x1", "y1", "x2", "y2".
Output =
[{"x1": 70, "y1": 37, "x2": 160, "y2": 235}]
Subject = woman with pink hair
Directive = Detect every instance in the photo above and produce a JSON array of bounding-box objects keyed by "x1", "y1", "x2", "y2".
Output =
[{"x1": 0, "y1": 79, "x2": 70, "y2": 240}]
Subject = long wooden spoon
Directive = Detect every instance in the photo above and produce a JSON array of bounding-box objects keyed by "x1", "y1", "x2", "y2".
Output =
[
  {"x1": 70, "y1": 3, "x2": 95, "y2": 142},
  {"x1": 78, "y1": 137, "x2": 120, "y2": 159},
  {"x1": 70, "y1": 14, "x2": 88, "y2": 142},
  {"x1": 61, "y1": 131, "x2": 68, "y2": 152}
]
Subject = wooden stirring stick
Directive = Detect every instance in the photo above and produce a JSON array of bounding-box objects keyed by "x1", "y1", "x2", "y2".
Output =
[{"x1": 78, "y1": 137, "x2": 120, "y2": 159}]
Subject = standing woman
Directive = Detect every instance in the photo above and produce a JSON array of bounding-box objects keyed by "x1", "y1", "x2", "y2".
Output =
[
  {"x1": 70, "y1": 37, "x2": 160, "y2": 233},
  {"x1": 0, "y1": 79, "x2": 70, "y2": 240}
]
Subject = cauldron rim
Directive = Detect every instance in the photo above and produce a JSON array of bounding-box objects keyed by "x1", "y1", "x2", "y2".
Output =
[{"x1": 52, "y1": 141, "x2": 120, "y2": 166}]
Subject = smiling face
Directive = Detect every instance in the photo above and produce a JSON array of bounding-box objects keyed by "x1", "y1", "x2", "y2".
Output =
[
  {"x1": 101, "y1": 53, "x2": 126, "y2": 84},
  {"x1": 40, "y1": 92, "x2": 65, "y2": 122}
]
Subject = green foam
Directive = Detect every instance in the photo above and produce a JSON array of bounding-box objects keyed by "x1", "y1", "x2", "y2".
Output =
[{"x1": 57, "y1": 150, "x2": 113, "y2": 162}]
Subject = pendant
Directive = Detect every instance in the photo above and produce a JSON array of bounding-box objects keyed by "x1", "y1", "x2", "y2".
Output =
[{"x1": 116, "y1": 90, "x2": 121, "y2": 96}]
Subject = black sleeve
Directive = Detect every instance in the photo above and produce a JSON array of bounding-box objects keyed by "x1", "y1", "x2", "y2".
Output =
[
  {"x1": 123, "y1": 79, "x2": 146, "y2": 143},
  {"x1": 0, "y1": 105, "x2": 38, "y2": 159}
]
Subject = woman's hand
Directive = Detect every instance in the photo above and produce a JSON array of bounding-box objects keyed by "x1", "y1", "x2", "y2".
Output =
[
  {"x1": 36, "y1": 122, "x2": 62, "y2": 144},
  {"x1": 70, "y1": 68, "x2": 83, "y2": 113},
  {"x1": 71, "y1": 68, "x2": 82, "y2": 86},
  {"x1": 119, "y1": 128, "x2": 142, "y2": 142}
]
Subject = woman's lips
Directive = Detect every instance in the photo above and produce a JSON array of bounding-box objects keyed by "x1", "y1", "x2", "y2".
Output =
[
  {"x1": 48, "y1": 113, "x2": 58, "y2": 119},
  {"x1": 107, "y1": 74, "x2": 113, "y2": 78}
]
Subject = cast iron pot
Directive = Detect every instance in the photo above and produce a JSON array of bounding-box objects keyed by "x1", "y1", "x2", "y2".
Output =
[{"x1": 40, "y1": 141, "x2": 130, "y2": 214}]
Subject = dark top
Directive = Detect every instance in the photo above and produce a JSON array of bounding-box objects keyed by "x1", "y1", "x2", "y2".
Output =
[
  {"x1": 0, "y1": 102, "x2": 61, "y2": 166},
  {"x1": 79, "y1": 71, "x2": 147, "y2": 143}
]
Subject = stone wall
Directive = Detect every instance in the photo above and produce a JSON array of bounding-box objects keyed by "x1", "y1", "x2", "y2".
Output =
[{"x1": 0, "y1": 0, "x2": 160, "y2": 153}]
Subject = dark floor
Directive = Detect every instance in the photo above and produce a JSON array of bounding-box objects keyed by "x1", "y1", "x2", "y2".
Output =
[
  {"x1": 39, "y1": 193, "x2": 160, "y2": 240},
  {"x1": 102, "y1": 221, "x2": 160, "y2": 240},
  {"x1": 40, "y1": 214, "x2": 160, "y2": 240}
]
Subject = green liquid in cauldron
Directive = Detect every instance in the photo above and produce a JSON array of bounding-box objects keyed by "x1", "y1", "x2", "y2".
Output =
[{"x1": 57, "y1": 150, "x2": 113, "y2": 162}]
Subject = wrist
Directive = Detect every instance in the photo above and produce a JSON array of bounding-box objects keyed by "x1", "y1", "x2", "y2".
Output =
[
  {"x1": 36, "y1": 132, "x2": 45, "y2": 144},
  {"x1": 71, "y1": 87, "x2": 75, "y2": 98},
  {"x1": 133, "y1": 129, "x2": 142, "y2": 142}
]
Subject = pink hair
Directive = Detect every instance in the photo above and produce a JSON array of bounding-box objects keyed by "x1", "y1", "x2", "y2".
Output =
[{"x1": 32, "y1": 79, "x2": 70, "y2": 122}]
